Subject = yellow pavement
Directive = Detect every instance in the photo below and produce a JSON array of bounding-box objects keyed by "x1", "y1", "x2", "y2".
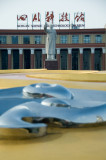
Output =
[{"x1": 27, "y1": 69, "x2": 106, "y2": 82}]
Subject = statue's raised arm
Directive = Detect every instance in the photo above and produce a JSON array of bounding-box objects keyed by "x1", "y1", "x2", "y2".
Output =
[{"x1": 44, "y1": 22, "x2": 48, "y2": 33}]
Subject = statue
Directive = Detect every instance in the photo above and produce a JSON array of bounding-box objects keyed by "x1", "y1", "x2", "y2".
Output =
[{"x1": 44, "y1": 23, "x2": 56, "y2": 60}]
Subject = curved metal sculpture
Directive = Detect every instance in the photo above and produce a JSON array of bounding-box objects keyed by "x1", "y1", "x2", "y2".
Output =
[
  {"x1": 0, "y1": 83, "x2": 106, "y2": 138},
  {"x1": 23, "y1": 83, "x2": 73, "y2": 99},
  {"x1": 41, "y1": 97, "x2": 71, "y2": 108}
]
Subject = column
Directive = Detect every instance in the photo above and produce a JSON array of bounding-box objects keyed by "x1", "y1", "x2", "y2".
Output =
[
  {"x1": 42, "y1": 49, "x2": 46, "y2": 68},
  {"x1": 91, "y1": 48, "x2": 95, "y2": 70},
  {"x1": 8, "y1": 49, "x2": 12, "y2": 69},
  {"x1": 68, "y1": 48, "x2": 72, "y2": 70},
  {"x1": 31, "y1": 49, "x2": 34, "y2": 69},
  {"x1": 19, "y1": 49, "x2": 23, "y2": 69},
  {"x1": 79, "y1": 48, "x2": 83, "y2": 70},
  {"x1": 56, "y1": 48, "x2": 60, "y2": 70},
  {"x1": 102, "y1": 47, "x2": 106, "y2": 70}
]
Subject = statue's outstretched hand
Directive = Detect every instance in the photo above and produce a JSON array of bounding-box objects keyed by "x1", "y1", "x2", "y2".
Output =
[{"x1": 45, "y1": 22, "x2": 47, "y2": 27}]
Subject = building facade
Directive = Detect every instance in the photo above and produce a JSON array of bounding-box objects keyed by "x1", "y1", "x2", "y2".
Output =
[{"x1": 0, "y1": 28, "x2": 106, "y2": 70}]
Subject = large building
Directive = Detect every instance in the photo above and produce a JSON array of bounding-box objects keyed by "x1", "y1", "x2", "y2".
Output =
[{"x1": 0, "y1": 28, "x2": 106, "y2": 70}]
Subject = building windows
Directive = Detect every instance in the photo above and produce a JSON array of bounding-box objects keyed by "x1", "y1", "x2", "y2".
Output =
[
  {"x1": 72, "y1": 35, "x2": 79, "y2": 43},
  {"x1": 95, "y1": 35, "x2": 102, "y2": 43},
  {"x1": 84, "y1": 35, "x2": 90, "y2": 43},
  {"x1": 35, "y1": 36, "x2": 41, "y2": 44},
  {"x1": 0, "y1": 36, "x2": 6, "y2": 44},
  {"x1": 12, "y1": 36, "x2": 18, "y2": 44},
  {"x1": 23, "y1": 36, "x2": 30, "y2": 44},
  {"x1": 60, "y1": 35, "x2": 67, "y2": 44}
]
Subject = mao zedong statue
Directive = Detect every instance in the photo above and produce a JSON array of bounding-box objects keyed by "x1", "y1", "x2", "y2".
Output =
[{"x1": 44, "y1": 23, "x2": 56, "y2": 60}]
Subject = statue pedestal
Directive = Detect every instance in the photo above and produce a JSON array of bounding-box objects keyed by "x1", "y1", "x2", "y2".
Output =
[{"x1": 45, "y1": 59, "x2": 58, "y2": 70}]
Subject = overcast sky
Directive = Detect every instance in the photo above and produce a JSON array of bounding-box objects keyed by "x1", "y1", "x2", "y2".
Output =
[{"x1": 0, "y1": 0, "x2": 106, "y2": 29}]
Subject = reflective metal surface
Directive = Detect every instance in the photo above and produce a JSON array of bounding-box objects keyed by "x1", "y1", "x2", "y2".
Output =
[
  {"x1": 23, "y1": 83, "x2": 73, "y2": 99},
  {"x1": 0, "y1": 83, "x2": 106, "y2": 137},
  {"x1": 41, "y1": 97, "x2": 71, "y2": 108}
]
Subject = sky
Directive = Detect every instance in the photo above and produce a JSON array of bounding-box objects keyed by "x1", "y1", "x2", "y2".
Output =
[{"x1": 0, "y1": 0, "x2": 106, "y2": 29}]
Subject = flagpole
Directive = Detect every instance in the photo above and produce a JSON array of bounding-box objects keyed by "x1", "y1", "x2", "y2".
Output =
[
  {"x1": 69, "y1": 13, "x2": 70, "y2": 29},
  {"x1": 17, "y1": 15, "x2": 18, "y2": 30},
  {"x1": 32, "y1": 14, "x2": 33, "y2": 30},
  {"x1": 59, "y1": 14, "x2": 60, "y2": 30},
  {"x1": 84, "y1": 12, "x2": 85, "y2": 29},
  {"x1": 40, "y1": 13, "x2": 41, "y2": 30},
  {"x1": 27, "y1": 16, "x2": 28, "y2": 30},
  {"x1": 74, "y1": 13, "x2": 75, "y2": 27}
]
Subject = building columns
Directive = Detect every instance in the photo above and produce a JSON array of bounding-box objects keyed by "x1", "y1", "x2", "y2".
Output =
[
  {"x1": 8, "y1": 49, "x2": 12, "y2": 69},
  {"x1": 91, "y1": 48, "x2": 95, "y2": 70},
  {"x1": 5, "y1": 47, "x2": 106, "y2": 71},
  {"x1": 102, "y1": 47, "x2": 106, "y2": 70},
  {"x1": 68, "y1": 48, "x2": 72, "y2": 70},
  {"x1": 79, "y1": 48, "x2": 83, "y2": 70},
  {"x1": 19, "y1": 49, "x2": 23, "y2": 69},
  {"x1": 42, "y1": 49, "x2": 46, "y2": 68},
  {"x1": 56, "y1": 48, "x2": 60, "y2": 70},
  {"x1": 31, "y1": 49, "x2": 34, "y2": 69}
]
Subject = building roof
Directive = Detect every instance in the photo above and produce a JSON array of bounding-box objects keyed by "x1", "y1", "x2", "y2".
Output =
[{"x1": 0, "y1": 28, "x2": 105, "y2": 35}]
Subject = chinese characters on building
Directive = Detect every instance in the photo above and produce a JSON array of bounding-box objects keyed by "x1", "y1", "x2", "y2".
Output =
[
  {"x1": 59, "y1": 12, "x2": 70, "y2": 22},
  {"x1": 73, "y1": 12, "x2": 85, "y2": 29},
  {"x1": 32, "y1": 12, "x2": 41, "y2": 22},
  {"x1": 45, "y1": 11, "x2": 54, "y2": 24},
  {"x1": 17, "y1": 11, "x2": 85, "y2": 29}
]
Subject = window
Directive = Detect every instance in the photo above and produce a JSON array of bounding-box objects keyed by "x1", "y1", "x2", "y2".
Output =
[
  {"x1": 12, "y1": 36, "x2": 18, "y2": 44},
  {"x1": 23, "y1": 36, "x2": 30, "y2": 44},
  {"x1": 95, "y1": 35, "x2": 102, "y2": 43},
  {"x1": 0, "y1": 36, "x2": 6, "y2": 44},
  {"x1": 60, "y1": 35, "x2": 67, "y2": 44},
  {"x1": 84, "y1": 35, "x2": 90, "y2": 43},
  {"x1": 35, "y1": 36, "x2": 41, "y2": 44},
  {"x1": 72, "y1": 35, "x2": 79, "y2": 43}
]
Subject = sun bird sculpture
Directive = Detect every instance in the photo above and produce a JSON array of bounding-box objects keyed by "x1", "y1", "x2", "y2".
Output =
[{"x1": 0, "y1": 83, "x2": 106, "y2": 138}]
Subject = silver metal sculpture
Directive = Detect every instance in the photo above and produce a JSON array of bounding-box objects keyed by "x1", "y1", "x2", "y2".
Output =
[
  {"x1": 23, "y1": 83, "x2": 73, "y2": 99},
  {"x1": 0, "y1": 83, "x2": 106, "y2": 138},
  {"x1": 41, "y1": 97, "x2": 71, "y2": 108}
]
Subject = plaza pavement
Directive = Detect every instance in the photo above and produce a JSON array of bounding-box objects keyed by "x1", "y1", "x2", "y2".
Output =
[{"x1": 0, "y1": 72, "x2": 106, "y2": 91}]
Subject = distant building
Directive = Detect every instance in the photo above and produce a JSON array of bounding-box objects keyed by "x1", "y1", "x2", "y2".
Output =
[{"x1": 0, "y1": 28, "x2": 106, "y2": 70}]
